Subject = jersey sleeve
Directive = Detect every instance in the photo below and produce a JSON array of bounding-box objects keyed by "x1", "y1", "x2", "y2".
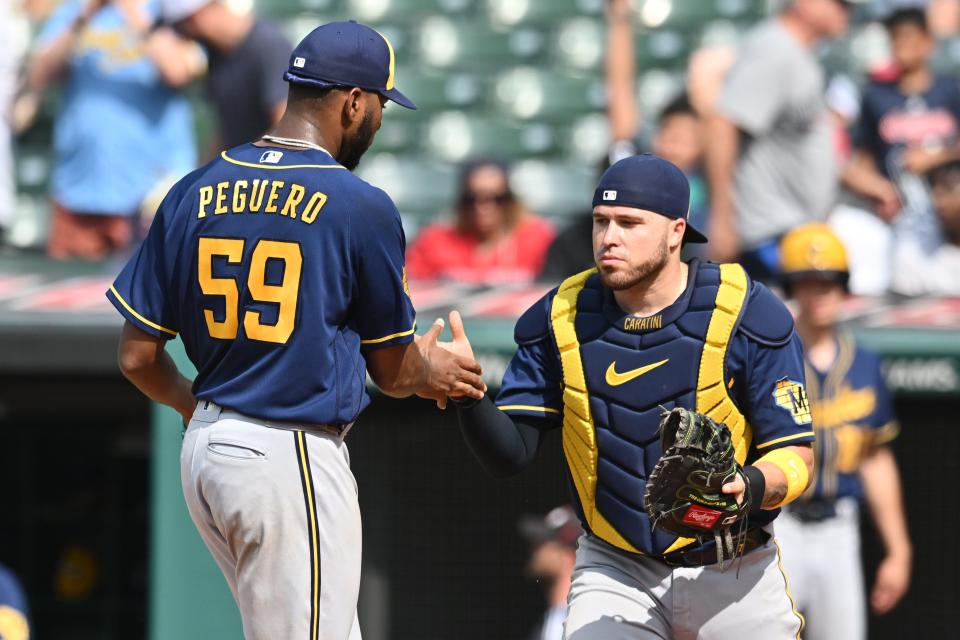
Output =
[
  {"x1": 351, "y1": 187, "x2": 417, "y2": 349},
  {"x1": 741, "y1": 330, "x2": 816, "y2": 453},
  {"x1": 851, "y1": 85, "x2": 882, "y2": 153},
  {"x1": 866, "y1": 350, "x2": 899, "y2": 445},
  {"x1": 106, "y1": 192, "x2": 180, "y2": 340},
  {"x1": 495, "y1": 293, "x2": 563, "y2": 424},
  {"x1": 37, "y1": 0, "x2": 82, "y2": 46}
]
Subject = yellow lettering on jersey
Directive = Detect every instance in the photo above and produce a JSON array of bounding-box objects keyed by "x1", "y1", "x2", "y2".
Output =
[
  {"x1": 215, "y1": 181, "x2": 229, "y2": 215},
  {"x1": 281, "y1": 184, "x2": 306, "y2": 218},
  {"x1": 265, "y1": 180, "x2": 285, "y2": 214},
  {"x1": 248, "y1": 179, "x2": 267, "y2": 212},
  {"x1": 623, "y1": 315, "x2": 662, "y2": 332},
  {"x1": 301, "y1": 191, "x2": 328, "y2": 224},
  {"x1": 811, "y1": 385, "x2": 876, "y2": 430},
  {"x1": 232, "y1": 180, "x2": 248, "y2": 212},
  {"x1": 197, "y1": 186, "x2": 213, "y2": 218}
]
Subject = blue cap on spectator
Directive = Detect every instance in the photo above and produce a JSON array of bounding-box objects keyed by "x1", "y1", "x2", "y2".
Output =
[
  {"x1": 592, "y1": 154, "x2": 707, "y2": 244},
  {"x1": 284, "y1": 21, "x2": 417, "y2": 110}
]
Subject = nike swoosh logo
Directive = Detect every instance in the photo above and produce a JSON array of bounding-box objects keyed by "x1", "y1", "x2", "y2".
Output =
[{"x1": 605, "y1": 358, "x2": 670, "y2": 386}]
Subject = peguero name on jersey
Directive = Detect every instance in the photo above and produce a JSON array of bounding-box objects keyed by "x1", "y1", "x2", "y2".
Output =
[{"x1": 196, "y1": 179, "x2": 329, "y2": 224}]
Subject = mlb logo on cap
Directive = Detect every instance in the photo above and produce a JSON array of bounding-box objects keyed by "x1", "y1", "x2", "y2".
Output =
[
  {"x1": 293, "y1": 57, "x2": 306, "y2": 68},
  {"x1": 603, "y1": 190, "x2": 618, "y2": 201}
]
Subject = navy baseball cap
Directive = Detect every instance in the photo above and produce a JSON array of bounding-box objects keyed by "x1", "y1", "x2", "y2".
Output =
[
  {"x1": 284, "y1": 21, "x2": 417, "y2": 110},
  {"x1": 592, "y1": 153, "x2": 707, "y2": 244}
]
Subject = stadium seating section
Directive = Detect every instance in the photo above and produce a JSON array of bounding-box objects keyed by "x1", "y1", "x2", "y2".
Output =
[{"x1": 12, "y1": 0, "x2": 960, "y2": 245}]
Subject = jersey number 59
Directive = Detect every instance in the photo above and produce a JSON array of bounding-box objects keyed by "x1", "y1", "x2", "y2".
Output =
[{"x1": 198, "y1": 237, "x2": 303, "y2": 344}]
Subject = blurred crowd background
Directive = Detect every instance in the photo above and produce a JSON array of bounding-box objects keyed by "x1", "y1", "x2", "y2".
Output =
[{"x1": 1, "y1": 0, "x2": 960, "y2": 294}]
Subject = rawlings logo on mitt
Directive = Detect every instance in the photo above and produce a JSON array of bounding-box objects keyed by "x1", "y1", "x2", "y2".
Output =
[{"x1": 643, "y1": 407, "x2": 751, "y2": 564}]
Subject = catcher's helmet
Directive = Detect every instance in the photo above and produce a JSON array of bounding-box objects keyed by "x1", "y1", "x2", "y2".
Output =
[{"x1": 779, "y1": 223, "x2": 850, "y2": 292}]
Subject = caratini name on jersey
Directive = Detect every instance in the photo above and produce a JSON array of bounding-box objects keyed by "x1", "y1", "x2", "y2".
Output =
[{"x1": 197, "y1": 179, "x2": 329, "y2": 224}]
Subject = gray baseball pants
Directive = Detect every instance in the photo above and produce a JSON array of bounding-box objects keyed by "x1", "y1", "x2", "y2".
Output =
[
  {"x1": 776, "y1": 498, "x2": 865, "y2": 640},
  {"x1": 564, "y1": 531, "x2": 804, "y2": 639},
  {"x1": 181, "y1": 401, "x2": 362, "y2": 640}
]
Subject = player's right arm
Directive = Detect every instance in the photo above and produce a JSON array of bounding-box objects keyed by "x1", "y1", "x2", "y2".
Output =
[
  {"x1": 365, "y1": 314, "x2": 485, "y2": 402},
  {"x1": 117, "y1": 321, "x2": 196, "y2": 424},
  {"x1": 352, "y1": 188, "x2": 485, "y2": 403},
  {"x1": 455, "y1": 293, "x2": 562, "y2": 477}
]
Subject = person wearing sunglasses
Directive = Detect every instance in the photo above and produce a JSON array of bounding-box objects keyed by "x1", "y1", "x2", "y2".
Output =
[{"x1": 406, "y1": 159, "x2": 555, "y2": 284}]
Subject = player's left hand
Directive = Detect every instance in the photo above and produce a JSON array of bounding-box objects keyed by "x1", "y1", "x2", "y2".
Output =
[
  {"x1": 871, "y1": 552, "x2": 911, "y2": 614},
  {"x1": 721, "y1": 473, "x2": 746, "y2": 506}
]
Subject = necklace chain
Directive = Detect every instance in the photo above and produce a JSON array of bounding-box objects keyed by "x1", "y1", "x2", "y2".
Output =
[{"x1": 260, "y1": 134, "x2": 330, "y2": 154}]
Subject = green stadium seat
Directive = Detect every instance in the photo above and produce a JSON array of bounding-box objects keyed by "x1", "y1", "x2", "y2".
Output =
[
  {"x1": 510, "y1": 159, "x2": 595, "y2": 219},
  {"x1": 6, "y1": 193, "x2": 50, "y2": 250},
  {"x1": 355, "y1": 153, "x2": 457, "y2": 218},
  {"x1": 345, "y1": 0, "x2": 474, "y2": 23},
  {"x1": 258, "y1": 0, "x2": 343, "y2": 19},
  {"x1": 425, "y1": 111, "x2": 559, "y2": 161},
  {"x1": 635, "y1": 0, "x2": 764, "y2": 30},
  {"x1": 493, "y1": 67, "x2": 602, "y2": 122},
  {"x1": 13, "y1": 146, "x2": 52, "y2": 195},
  {"x1": 391, "y1": 68, "x2": 486, "y2": 111},
  {"x1": 418, "y1": 17, "x2": 546, "y2": 70},
  {"x1": 634, "y1": 29, "x2": 694, "y2": 70},
  {"x1": 553, "y1": 17, "x2": 605, "y2": 71},
  {"x1": 487, "y1": 0, "x2": 603, "y2": 27}
]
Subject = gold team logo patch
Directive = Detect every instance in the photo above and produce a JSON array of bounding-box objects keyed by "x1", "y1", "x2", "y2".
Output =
[{"x1": 772, "y1": 379, "x2": 812, "y2": 425}]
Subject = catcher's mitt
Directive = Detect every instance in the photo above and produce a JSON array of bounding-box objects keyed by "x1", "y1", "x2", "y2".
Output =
[{"x1": 643, "y1": 407, "x2": 751, "y2": 565}]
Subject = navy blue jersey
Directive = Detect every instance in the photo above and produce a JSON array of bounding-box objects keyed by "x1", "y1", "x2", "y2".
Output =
[
  {"x1": 853, "y1": 76, "x2": 960, "y2": 177},
  {"x1": 108, "y1": 144, "x2": 416, "y2": 425},
  {"x1": 495, "y1": 262, "x2": 815, "y2": 554},
  {"x1": 0, "y1": 564, "x2": 30, "y2": 640},
  {"x1": 805, "y1": 333, "x2": 898, "y2": 502},
  {"x1": 497, "y1": 282, "x2": 814, "y2": 453}
]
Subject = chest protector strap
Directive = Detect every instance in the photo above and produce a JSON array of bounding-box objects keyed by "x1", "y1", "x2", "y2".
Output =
[{"x1": 552, "y1": 264, "x2": 751, "y2": 555}]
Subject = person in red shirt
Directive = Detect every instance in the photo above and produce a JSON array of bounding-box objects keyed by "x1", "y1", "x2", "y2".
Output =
[{"x1": 406, "y1": 159, "x2": 555, "y2": 283}]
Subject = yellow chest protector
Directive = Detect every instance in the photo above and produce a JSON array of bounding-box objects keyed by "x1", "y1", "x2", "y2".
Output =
[{"x1": 550, "y1": 263, "x2": 752, "y2": 555}]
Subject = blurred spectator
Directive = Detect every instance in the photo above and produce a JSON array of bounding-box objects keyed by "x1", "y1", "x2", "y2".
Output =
[
  {"x1": 162, "y1": 0, "x2": 292, "y2": 151},
  {"x1": 540, "y1": 0, "x2": 707, "y2": 281},
  {"x1": 777, "y1": 224, "x2": 911, "y2": 639},
  {"x1": 826, "y1": 74, "x2": 897, "y2": 296},
  {"x1": 406, "y1": 159, "x2": 554, "y2": 284},
  {"x1": 0, "y1": 563, "x2": 30, "y2": 640},
  {"x1": 17, "y1": 0, "x2": 201, "y2": 260},
  {"x1": 518, "y1": 506, "x2": 582, "y2": 640},
  {"x1": 0, "y1": 1, "x2": 17, "y2": 241},
  {"x1": 891, "y1": 158, "x2": 960, "y2": 294},
  {"x1": 843, "y1": 6, "x2": 959, "y2": 251},
  {"x1": 705, "y1": 0, "x2": 850, "y2": 280}
]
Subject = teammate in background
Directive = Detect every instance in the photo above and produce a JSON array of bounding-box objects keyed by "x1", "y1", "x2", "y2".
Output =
[
  {"x1": 775, "y1": 224, "x2": 911, "y2": 640},
  {"x1": 519, "y1": 506, "x2": 583, "y2": 640},
  {"x1": 540, "y1": 0, "x2": 707, "y2": 281},
  {"x1": 107, "y1": 21, "x2": 485, "y2": 639},
  {"x1": 454, "y1": 154, "x2": 815, "y2": 638},
  {"x1": 705, "y1": 0, "x2": 849, "y2": 278},
  {"x1": 161, "y1": 0, "x2": 292, "y2": 152},
  {"x1": 0, "y1": 563, "x2": 30, "y2": 640},
  {"x1": 843, "y1": 7, "x2": 960, "y2": 246}
]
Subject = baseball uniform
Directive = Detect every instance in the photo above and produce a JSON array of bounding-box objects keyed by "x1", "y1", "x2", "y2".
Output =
[
  {"x1": 458, "y1": 156, "x2": 816, "y2": 639},
  {"x1": 776, "y1": 333, "x2": 898, "y2": 640},
  {"x1": 106, "y1": 21, "x2": 418, "y2": 640}
]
